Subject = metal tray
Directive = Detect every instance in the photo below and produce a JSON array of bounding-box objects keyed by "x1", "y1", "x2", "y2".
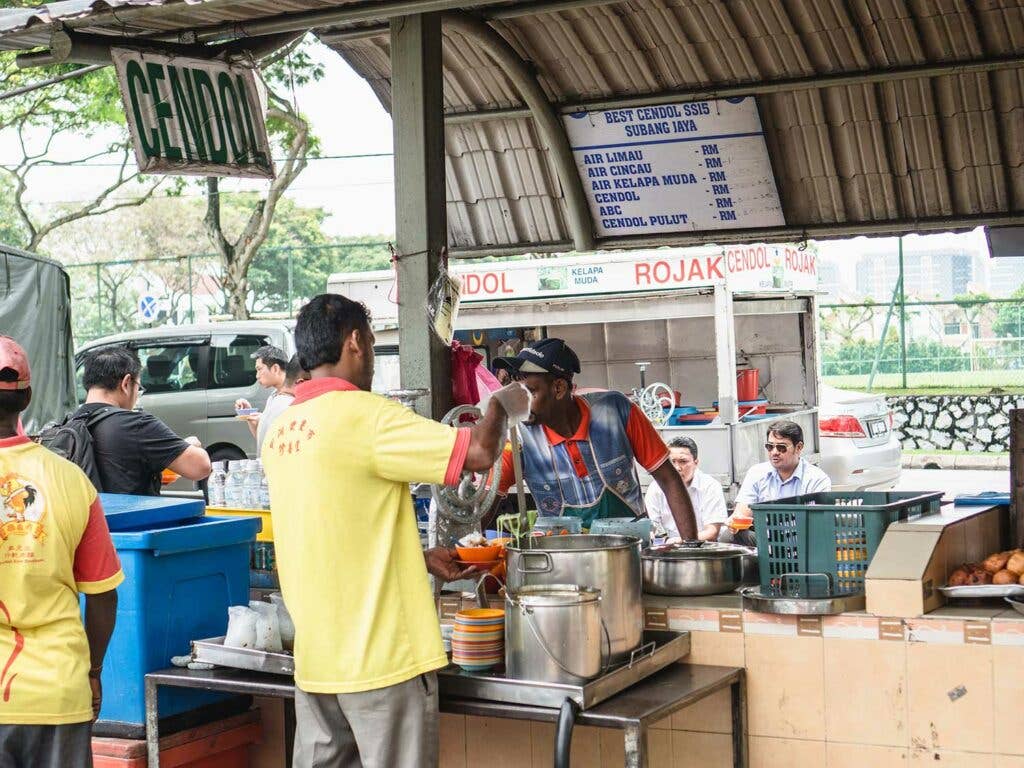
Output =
[
  {"x1": 739, "y1": 586, "x2": 865, "y2": 615},
  {"x1": 437, "y1": 629, "x2": 689, "y2": 710},
  {"x1": 939, "y1": 584, "x2": 1024, "y2": 599},
  {"x1": 191, "y1": 636, "x2": 295, "y2": 676}
]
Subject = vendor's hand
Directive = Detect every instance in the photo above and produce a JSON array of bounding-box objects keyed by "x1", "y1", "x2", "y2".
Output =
[
  {"x1": 88, "y1": 674, "x2": 102, "y2": 722},
  {"x1": 424, "y1": 547, "x2": 479, "y2": 582},
  {"x1": 242, "y1": 413, "x2": 261, "y2": 425},
  {"x1": 234, "y1": 398, "x2": 252, "y2": 411},
  {"x1": 490, "y1": 382, "x2": 532, "y2": 422}
]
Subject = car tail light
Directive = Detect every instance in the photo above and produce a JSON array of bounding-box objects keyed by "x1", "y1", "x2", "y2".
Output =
[
  {"x1": 888, "y1": 410, "x2": 894, "y2": 429},
  {"x1": 819, "y1": 415, "x2": 866, "y2": 438}
]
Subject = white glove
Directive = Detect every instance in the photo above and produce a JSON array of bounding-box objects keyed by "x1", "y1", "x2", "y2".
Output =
[{"x1": 483, "y1": 382, "x2": 532, "y2": 422}]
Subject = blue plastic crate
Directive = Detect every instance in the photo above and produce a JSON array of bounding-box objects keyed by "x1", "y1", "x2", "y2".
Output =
[{"x1": 88, "y1": 511, "x2": 258, "y2": 731}]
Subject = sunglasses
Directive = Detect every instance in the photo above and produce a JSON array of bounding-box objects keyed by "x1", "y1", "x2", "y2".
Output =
[{"x1": 765, "y1": 442, "x2": 791, "y2": 453}]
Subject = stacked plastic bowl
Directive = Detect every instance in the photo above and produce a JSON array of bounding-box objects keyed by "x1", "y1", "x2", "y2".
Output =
[{"x1": 451, "y1": 608, "x2": 505, "y2": 672}]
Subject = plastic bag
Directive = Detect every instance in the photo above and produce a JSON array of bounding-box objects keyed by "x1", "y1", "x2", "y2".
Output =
[
  {"x1": 426, "y1": 265, "x2": 461, "y2": 346},
  {"x1": 224, "y1": 605, "x2": 258, "y2": 649},
  {"x1": 269, "y1": 593, "x2": 296, "y2": 652},
  {"x1": 249, "y1": 600, "x2": 283, "y2": 653},
  {"x1": 451, "y1": 341, "x2": 482, "y2": 407}
]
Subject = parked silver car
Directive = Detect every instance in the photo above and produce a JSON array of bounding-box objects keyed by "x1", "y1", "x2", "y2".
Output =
[
  {"x1": 75, "y1": 320, "x2": 403, "y2": 471},
  {"x1": 75, "y1": 321, "x2": 298, "y2": 467}
]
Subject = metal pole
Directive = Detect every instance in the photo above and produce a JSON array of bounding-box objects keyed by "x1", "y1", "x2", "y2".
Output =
[
  {"x1": 867, "y1": 278, "x2": 901, "y2": 391},
  {"x1": 187, "y1": 254, "x2": 194, "y2": 323},
  {"x1": 95, "y1": 263, "x2": 102, "y2": 337},
  {"x1": 392, "y1": 13, "x2": 451, "y2": 419},
  {"x1": 898, "y1": 237, "x2": 908, "y2": 389},
  {"x1": 287, "y1": 251, "x2": 294, "y2": 317}
]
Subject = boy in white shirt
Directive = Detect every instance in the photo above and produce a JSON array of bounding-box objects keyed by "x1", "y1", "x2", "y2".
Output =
[{"x1": 644, "y1": 436, "x2": 727, "y2": 542}]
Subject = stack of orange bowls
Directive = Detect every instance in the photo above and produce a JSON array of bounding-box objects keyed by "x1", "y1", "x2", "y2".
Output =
[{"x1": 451, "y1": 608, "x2": 505, "y2": 672}]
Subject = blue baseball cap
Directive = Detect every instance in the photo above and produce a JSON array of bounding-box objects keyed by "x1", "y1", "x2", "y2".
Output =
[{"x1": 494, "y1": 338, "x2": 581, "y2": 379}]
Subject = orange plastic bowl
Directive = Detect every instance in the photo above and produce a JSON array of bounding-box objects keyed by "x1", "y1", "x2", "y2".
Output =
[{"x1": 455, "y1": 544, "x2": 503, "y2": 563}]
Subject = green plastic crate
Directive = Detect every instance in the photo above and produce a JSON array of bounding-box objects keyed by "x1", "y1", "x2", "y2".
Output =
[{"x1": 751, "y1": 491, "x2": 944, "y2": 595}]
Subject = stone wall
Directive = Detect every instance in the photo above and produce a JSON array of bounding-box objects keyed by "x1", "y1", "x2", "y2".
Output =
[{"x1": 888, "y1": 395, "x2": 1017, "y2": 452}]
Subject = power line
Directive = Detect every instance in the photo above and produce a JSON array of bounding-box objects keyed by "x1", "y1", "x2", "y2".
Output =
[
  {"x1": 0, "y1": 65, "x2": 104, "y2": 102},
  {"x1": 19, "y1": 179, "x2": 396, "y2": 206},
  {"x1": 0, "y1": 151, "x2": 394, "y2": 169}
]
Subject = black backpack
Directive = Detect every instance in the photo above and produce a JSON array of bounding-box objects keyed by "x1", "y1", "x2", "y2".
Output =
[{"x1": 38, "y1": 407, "x2": 120, "y2": 492}]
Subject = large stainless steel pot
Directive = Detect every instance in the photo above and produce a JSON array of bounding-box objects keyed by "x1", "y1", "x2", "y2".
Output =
[
  {"x1": 505, "y1": 535, "x2": 642, "y2": 663},
  {"x1": 641, "y1": 542, "x2": 743, "y2": 596},
  {"x1": 505, "y1": 585, "x2": 605, "y2": 684}
]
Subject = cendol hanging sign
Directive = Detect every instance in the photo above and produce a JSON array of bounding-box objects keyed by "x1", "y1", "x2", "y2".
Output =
[{"x1": 111, "y1": 48, "x2": 275, "y2": 179}]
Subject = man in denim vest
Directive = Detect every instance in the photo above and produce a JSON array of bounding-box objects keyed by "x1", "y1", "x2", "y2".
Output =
[{"x1": 494, "y1": 339, "x2": 697, "y2": 538}]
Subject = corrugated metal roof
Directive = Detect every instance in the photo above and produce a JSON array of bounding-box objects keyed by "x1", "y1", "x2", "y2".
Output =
[
  {"x1": 1, "y1": 0, "x2": 1023, "y2": 252},
  {"x1": 325, "y1": 0, "x2": 1024, "y2": 250}
]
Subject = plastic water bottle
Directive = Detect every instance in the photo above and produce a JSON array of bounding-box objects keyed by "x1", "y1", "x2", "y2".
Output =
[
  {"x1": 224, "y1": 461, "x2": 245, "y2": 509},
  {"x1": 208, "y1": 461, "x2": 227, "y2": 507},
  {"x1": 243, "y1": 460, "x2": 260, "y2": 510},
  {"x1": 258, "y1": 462, "x2": 271, "y2": 511}
]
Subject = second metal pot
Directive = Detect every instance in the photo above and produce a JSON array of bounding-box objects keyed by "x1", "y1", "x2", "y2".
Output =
[
  {"x1": 641, "y1": 542, "x2": 744, "y2": 596},
  {"x1": 505, "y1": 585, "x2": 606, "y2": 684},
  {"x1": 506, "y1": 534, "x2": 643, "y2": 663}
]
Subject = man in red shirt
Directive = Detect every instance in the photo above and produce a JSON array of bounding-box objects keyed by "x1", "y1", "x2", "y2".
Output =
[
  {"x1": 0, "y1": 336, "x2": 123, "y2": 767},
  {"x1": 494, "y1": 339, "x2": 696, "y2": 537}
]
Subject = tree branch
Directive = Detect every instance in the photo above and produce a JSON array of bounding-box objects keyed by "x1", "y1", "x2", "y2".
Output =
[
  {"x1": 203, "y1": 176, "x2": 234, "y2": 264},
  {"x1": 231, "y1": 104, "x2": 309, "y2": 277}
]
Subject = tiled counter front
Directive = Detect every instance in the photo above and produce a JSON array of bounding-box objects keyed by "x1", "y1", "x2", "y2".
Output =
[{"x1": 438, "y1": 600, "x2": 1024, "y2": 768}]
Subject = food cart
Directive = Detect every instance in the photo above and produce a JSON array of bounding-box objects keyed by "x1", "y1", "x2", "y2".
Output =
[{"x1": 329, "y1": 243, "x2": 822, "y2": 495}]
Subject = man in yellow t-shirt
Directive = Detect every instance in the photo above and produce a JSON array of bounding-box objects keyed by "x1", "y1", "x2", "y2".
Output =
[
  {"x1": 0, "y1": 337, "x2": 124, "y2": 767},
  {"x1": 262, "y1": 294, "x2": 526, "y2": 768}
]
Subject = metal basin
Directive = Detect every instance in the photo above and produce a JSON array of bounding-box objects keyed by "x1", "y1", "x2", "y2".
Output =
[
  {"x1": 505, "y1": 535, "x2": 643, "y2": 663},
  {"x1": 641, "y1": 542, "x2": 743, "y2": 596}
]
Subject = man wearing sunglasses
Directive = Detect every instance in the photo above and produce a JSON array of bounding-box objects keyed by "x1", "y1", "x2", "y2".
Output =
[
  {"x1": 492, "y1": 338, "x2": 697, "y2": 538},
  {"x1": 722, "y1": 420, "x2": 831, "y2": 544}
]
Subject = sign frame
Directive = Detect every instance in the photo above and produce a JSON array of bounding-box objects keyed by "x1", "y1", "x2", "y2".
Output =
[{"x1": 112, "y1": 47, "x2": 275, "y2": 180}]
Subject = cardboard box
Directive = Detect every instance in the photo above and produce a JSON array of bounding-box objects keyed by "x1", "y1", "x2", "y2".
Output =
[{"x1": 866, "y1": 505, "x2": 1006, "y2": 618}]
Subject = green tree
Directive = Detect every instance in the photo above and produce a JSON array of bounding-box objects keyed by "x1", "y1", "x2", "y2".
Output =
[
  {"x1": 0, "y1": 51, "x2": 164, "y2": 251},
  {"x1": 993, "y1": 284, "x2": 1024, "y2": 340},
  {"x1": 0, "y1": 176, "x2": 27, "y2": 246},
  {"x1": 203, "y1": 37, "x2": 324, "y2": 319},
  {"x1": 822, "y1": 338, "x2": 974, "y2": 377}
]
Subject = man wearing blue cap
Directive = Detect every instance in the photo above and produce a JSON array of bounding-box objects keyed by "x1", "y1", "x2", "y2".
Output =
[{"x1": 493, "y1": 338, "x2": 697, "y2": 538}]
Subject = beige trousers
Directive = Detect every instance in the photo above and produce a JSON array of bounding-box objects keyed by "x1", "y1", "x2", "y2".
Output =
[{"x1": 292, "y1": 672, "x2": 439, "y2": 768}]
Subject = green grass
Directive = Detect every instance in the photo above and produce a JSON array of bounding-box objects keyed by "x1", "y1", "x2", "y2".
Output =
[{"x1": 823, "y1": 373, "x2": 1024, "y2": 396}]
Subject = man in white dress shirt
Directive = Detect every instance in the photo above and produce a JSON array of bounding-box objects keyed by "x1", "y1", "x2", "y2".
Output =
[
  {"x1": 721, "y1": 420, "x2": 831, "y2": 545},
  {"x1": 645, "y1": 437, "x2": 727, "y2": 542}
]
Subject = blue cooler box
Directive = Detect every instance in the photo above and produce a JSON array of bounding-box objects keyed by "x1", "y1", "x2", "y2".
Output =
[{"x1": 89, "y1": 494, "x2": 260, "y2": 734}]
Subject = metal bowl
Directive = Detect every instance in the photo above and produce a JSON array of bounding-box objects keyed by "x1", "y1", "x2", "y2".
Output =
[{"x1": 641, "y1": 542, "x2": 743, "y2": 596}]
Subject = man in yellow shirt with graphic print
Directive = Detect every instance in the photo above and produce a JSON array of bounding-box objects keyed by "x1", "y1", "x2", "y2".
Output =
[
  {"x1": 262, "y1": 294, "x2": 527, "y2": 768},
  {"x1": 0, "y1": 337, "x2": 123, "y2": 767}
]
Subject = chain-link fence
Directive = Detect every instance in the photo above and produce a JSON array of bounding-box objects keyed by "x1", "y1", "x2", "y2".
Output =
[
  {"x1": 66, "y1": 241, "x2": 391, "y2": 345},
  {"x1": 820, "y1": 298, "x2": 1024, "y2": 390}
]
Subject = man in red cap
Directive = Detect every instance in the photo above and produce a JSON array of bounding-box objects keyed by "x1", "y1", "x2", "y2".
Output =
[{"x1": 0, "y1": 336, "x2": 123, "y2": 767}]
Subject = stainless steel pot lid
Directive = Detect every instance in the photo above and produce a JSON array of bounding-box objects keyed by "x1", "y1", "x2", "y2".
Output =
[
  {"x1": 506, "y1": 584, "x2": 601, "y2": 607},
  {"x1": 641, "y1": 542, "x2": 745, "y2": 560},
  {"x1": 507, "y1": 534, "x2": 641, "y2": 553}
]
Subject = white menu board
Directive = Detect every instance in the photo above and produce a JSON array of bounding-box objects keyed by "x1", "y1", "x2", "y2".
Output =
[{"x1": 563, "y1": 97, "x2": 784, "y2": 237}]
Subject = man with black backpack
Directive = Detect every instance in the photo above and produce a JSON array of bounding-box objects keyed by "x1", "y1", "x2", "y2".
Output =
[{"x1": 51, "y1": 347, "x2": 211, "y2": 495}]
